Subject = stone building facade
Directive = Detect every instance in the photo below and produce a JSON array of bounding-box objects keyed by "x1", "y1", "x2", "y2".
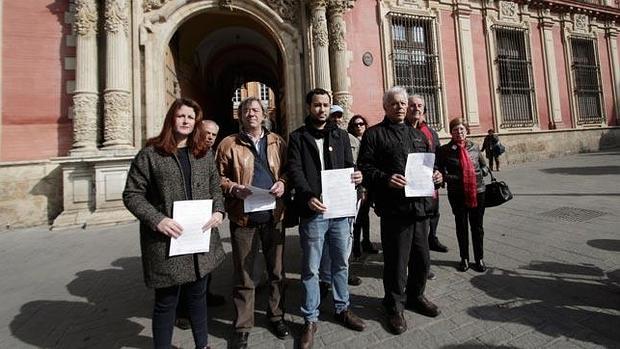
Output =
[{"x1": 1, "y1": 0, "x2": 620, "y2": 229}]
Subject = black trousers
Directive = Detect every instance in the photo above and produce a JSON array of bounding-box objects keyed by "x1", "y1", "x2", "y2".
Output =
[
  {"x1": 352, "y1": 197, "x2": 371, "y2": 249},
  {"x1": 380, "y1": 216, "x2": 430, "y2": 314},
  {"x1": 449, "y1": 191, "x2": 486, "y2": 261},
  {"x1": 427, "y1": 196, "x2": 440, "y2": 243},
  {"x1": 153, "y1": 276, "x2": 208, "y2": 349}
]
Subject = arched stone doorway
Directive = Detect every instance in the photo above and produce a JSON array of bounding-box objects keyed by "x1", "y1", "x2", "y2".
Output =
[{"x1": 139, "y1": 1, "x2": 304, "y2": 142}]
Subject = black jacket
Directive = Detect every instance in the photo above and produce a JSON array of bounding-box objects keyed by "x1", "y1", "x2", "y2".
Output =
[
  {"x1": 357, "y1": 117, "x2": 435, "y2": 217},
  {"x1": 287, "y1": 120, "x2": 355, "y2": 218},
  {"x1": 436, "y1": 139, "x2": 488, "y2": 194}
]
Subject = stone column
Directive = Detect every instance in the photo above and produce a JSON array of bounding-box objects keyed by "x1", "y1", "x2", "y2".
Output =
[
  {"x1": 540, "y1": 11, "x2": 563, "y2": 128},
  {"x1": 328, "y1": 0, "x2": 353, "y2": 119},
  {"x1": 606, "y1": 27, "x2": 620, "y2": 124},
  {"x1": 71, "y1": 0, "x2": 99, "y2": 154},
  {"x1": 454, "y1": 2, "x2": 480, "y2": 126},
  {"x1": 102, "y1": 0, "x2": 132, "y2": 149},
  {"x1": 309, "y1": 0, "x2": 332, "y2": 91}
]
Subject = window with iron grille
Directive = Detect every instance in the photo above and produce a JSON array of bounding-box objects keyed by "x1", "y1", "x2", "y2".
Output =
[
  {"x1": 494, "y1": 26, "x2": 535, "y2": 128},
  {"x1": 570, "y1": 38, "x2": 604, "y2": 124},
  {"x1": 389, "y1": 14, "x2": 442, "y2": 130}
]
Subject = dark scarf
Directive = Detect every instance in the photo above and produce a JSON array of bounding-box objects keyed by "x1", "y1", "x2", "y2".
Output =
[
  {"x1": 417, "y1": 122, "x2": 435, "y2": 151},
  {"x1": 304, "y1": 116, "x2": 338, "y2": 170},
  {"x1": 456, "y1": 140, "x2": 477, "y2": 208}
]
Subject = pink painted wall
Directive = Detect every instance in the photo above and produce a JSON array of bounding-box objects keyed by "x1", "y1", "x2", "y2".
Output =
[
  {"x1": 471, "y1": 13, "x2": 492, "y2": 134},
  {"x1": 2, "y1": 1, "x2": 73, "y2": 161},
  {"x1": 530, "y1": 22, "x2": 551, "y2": 130},
  {"x1": 553, "y1": 26, "x2": 573, "y2": 128},
  {"x1": 345, "y1": 3, "x2": 386, "y2": 126},
  {"x1": 441, "y1": 10, "x2": 463, "y2": 122},
  {"x1": 598, "y1": 32, "x2": 615, "y2": 126}
]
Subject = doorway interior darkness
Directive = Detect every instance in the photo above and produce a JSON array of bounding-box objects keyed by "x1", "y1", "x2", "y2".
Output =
[{"x1": 166, "y1": 11, "x2": 285, "y2": 139}]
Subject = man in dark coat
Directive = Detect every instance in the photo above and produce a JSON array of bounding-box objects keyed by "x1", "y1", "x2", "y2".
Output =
[
  {"x1": 288, "y1": 88, "x2": 367, "y2": 349},
  {"x1": 358, "y1": 87, "x2": 443, "y2": 335},
  {"x1": 407, "y1": 95, "x2": 448, "y2": 256}
]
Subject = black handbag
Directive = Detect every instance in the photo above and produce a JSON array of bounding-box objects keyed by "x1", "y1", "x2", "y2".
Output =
[{"x1": 485, "y1": 170, "x2": 513, "y2": 207}]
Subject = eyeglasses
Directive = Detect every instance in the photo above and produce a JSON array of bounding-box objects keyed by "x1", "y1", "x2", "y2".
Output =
[{"x1": 353, "y1": 123, "x2": 365, "y2": 127}]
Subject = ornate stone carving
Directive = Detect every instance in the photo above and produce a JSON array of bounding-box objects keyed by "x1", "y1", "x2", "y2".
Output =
[
  {"x1": 74, "y1": 0, "x2": 98, "y2": 37},
  {"x1": 499, "y1": 1, "x2": 518, "y2": 20},
  {"x1": 105, "y1": 0, "x2": 129, "y2": 35},
  {"x1": 143, "y1": 0, "x2": 172, "y2": 12},
  {"x1": 312, "y1": 14, "x2": 329, "y2": 47},
  {"x1": 309, "y1": 0, "x2": 329, "y2": 10},
  {"x1": 333, "y1": 92, "x2": 352, "y2": 118},
  {"x1": 72, "y1": 93, "x2": 99, "y2": 150},
  {"x1": 329, "y1": 20, "x2": 345, "y2": 51},
  {"x1": 328, "y1": 0, "x2": 354, "y2": 14},
  {"x1": 103, "y1": 91, "x2": 132, "y2": 146},
  {"x1": 264, "y1": 0, "x2": 298, "y2": 22},
  {"x1": 574, "y1": 14, "x2": 588, "y2": 32}
]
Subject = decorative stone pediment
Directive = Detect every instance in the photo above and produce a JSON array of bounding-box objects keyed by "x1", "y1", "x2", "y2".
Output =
[
  {"x1": 499, "y1": 1, "x2": 518, "y2": 22},
  {"x1": 574, "y1": 14, "x2": 589, "y2": 33}
]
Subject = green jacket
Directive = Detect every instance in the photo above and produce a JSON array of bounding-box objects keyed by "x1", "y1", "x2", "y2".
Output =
[{"x1": 123, "y1": 146, "x2": 226, "y2": 289}]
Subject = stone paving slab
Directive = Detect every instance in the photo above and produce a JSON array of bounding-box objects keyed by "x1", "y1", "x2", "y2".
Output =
[{"x1": 1, "y1": 149, "x2": 619, "y2": 348}]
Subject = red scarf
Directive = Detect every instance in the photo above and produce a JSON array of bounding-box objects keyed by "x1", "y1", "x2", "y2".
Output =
[
  {"x1": 456, "y1": 140, "x2": 478, "y2": 208},
  {"x1": 417, "y1": 122, "x2": 435, "y2": 151}
]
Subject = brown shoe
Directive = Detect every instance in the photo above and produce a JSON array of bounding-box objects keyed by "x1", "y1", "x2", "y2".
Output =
[
  {"x1": 387, "y1": 311, "x2": 407, "y2": 335},
  {"x1": 407, "y1": 295, "x2": 440, "y2": 317},
  {"x1": 300, "y1": 322, "x2": 317, "y2": 349},
  {"x1": 335, "y1": 309, "x2": 366, "y2": 331}
]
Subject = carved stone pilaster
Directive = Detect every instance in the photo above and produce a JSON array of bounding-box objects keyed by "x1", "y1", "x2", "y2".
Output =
[
  {"x1": 454, "y1": 2, "x2": 479, "y2": 126},
  {"x1": 327, "y1": 0, "x2": 353, "y2": 118},
  {"x1": 72, "y1": 94, "x2": 99, "y2": 153},
  {"x1": 310, "y1": 0, "x2": 331, "y2": 90},
  {"x1": 328, "y1": 20, "x2": 345, "y2": 51},
  {"x1": 143, "y1": 0, "x2": 172, "y2": 12},
  {"x1": 103, "y1": 91, "x2": 132, "y2": 148},
  {"x1": 72, "y1": 0, "x2": 100, "y2": 155},
  {"x1": 103, "y1": 0, "x2": 132, "y2": 149},
  {"x1": 333, "y1": 92, "x2": 352, "y2": 122},
  {"x1": 606, "y1": 27, "x2": 620, "y2": 124},
  {"x1": 538, "y1": 10, "x2": 563, "y2": 126},
  {"x1": 74, "y1": 0, "x2": 98, "y2": 37},
  {"x1": 105, "y1": 0, "x2": 129, "y2": 35}
]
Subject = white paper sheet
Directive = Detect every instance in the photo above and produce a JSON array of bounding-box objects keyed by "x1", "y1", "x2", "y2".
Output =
[
  {"x1": 321, "y1": 167, "x2": 357, "y2": 219},
  {"x1": 243, "y1": 186, "x2": 277, "y2": 213},
  {"x1": 404, "y1": 153, "x2": 435, "y2": 197},
  {"x1": 169, "y1": 200, "x2": 212, "y2": 256}
]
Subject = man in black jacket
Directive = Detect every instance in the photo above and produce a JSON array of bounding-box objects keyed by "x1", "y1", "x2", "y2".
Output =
[
  {"x1": 407, "y1": 95, "x2": 448, "y2": 256},
  {"x1": 358, "y1": 87, "x2": 443, "y2": 335},
  {"x1": 288, "y1": 88, "x2": 366, "y2": 349}
]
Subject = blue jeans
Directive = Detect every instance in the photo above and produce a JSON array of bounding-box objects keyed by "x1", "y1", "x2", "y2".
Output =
[{"x1": 299, "y1": 214, "x2": 352, "y2": 322}]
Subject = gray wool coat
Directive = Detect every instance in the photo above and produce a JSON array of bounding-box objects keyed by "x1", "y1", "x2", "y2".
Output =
[{"x1": 123, "y1": 146, "x2": 226, "y2": 289}]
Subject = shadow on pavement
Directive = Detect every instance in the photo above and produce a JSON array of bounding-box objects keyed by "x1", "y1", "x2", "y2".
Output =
[
  {"x1": 587, "y1": 239, "x2": 620, "y2": 252},
  {"x1": 539, "y1": 166, "x2": 620, "y2": 175},
  {"x1": 10, "y1": 257, "x2": 153, "y2": 348},
  {"x1": 467, "y1": 261, "x2": 620, "y2": 348}
]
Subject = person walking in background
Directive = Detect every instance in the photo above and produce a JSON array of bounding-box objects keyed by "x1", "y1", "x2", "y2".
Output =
[
  {"x1": 358, "y1": 87, "x2": 443, "y2": 336},
  {"x1": 288, "y1": 88, "x2": 367, "y2": 349},
  {"x1": 123, "y1": 98, "x2": 226, "y2": 349},
  {"x1": 216, "y1": 97, "x2": 290, "y2": 348},
  {"x1": 437, "y1": 118, "x2": 489, "y2": 273},
  {"x1": 482, "y1": 129, "x2": 501, "y2": 171},
  {"x1": 407, "y1": 95, "x2": 448, "y2": 256},
  {"x1": 347, "y1": 114, "x2": 379, "y2": 257}
]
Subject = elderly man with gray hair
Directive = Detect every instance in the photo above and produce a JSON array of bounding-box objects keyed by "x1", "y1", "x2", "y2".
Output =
[{"x1": 358, "y1": 87, "x2": 443, "y2": 335}]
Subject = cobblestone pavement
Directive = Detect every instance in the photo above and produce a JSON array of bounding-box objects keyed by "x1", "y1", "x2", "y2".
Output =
[{"x1": 1, "y1": 150, "x2": 619, "y2": 349}]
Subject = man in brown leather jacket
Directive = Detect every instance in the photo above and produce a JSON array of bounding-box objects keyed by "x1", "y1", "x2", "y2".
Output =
[{"x1": 216, "y1": 97, "x2": 289, "y2": 348}]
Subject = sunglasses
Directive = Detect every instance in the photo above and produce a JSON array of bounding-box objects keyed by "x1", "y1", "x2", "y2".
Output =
[{"x1": 353, "y1": 122, "x2": 365, "y2": 127}]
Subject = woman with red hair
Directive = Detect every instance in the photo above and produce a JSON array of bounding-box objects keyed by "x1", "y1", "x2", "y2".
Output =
[{"x1": 123, "y1": 98, "x2": 226, "y2": 349}]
